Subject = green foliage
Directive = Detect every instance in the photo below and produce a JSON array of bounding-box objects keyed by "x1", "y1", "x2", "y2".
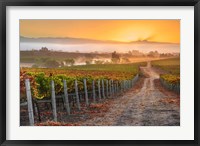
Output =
[
  {"x1": 111, "y1": 58, "x2": 119, "y2": 64},
  {"x1": 152, "y1": 57, "x2": 180, "y2": 87},
  {"x1": 85, "y1": 60, "x2": 92, "y2": 65},
  {"x1": 160, "y1": 74, "x2": 180, "y2": 85},
  {"x1": 94, "y1": 60, "x2": 104, "y2": 64},
  {"x1": 44, "y1": 60, "x2": 60, "y2": 68},
  {"x1": 20, "y1": 57, "x2": 35, "y2": 63},
  {"x1": 111, "y1": 51, "x2": 120, "y2": 63},
  {"x1": 33, "y1": 72, "x2": 50, "y2": 98},
  {"x1": 147, "y1": 51, "x2": 160, "y2": 57},
  {"x1": 151, "y1": 57, "x2": 180, "y2": 75},
  {"x1": 121, "y1": 57, "x2": 130, "y2": 63},
  {"x1": 21, "y1": 62, "x2": 146, "y2": 99},
  {"x1": 33, "y1": 57, "x2": 51, "y2": 67},
  {"x1": 65, "y1": 62, "x2": 146, "y2": 73},
  {"x1": 65, "y1": 58, "x2": 75, "y2": 66}
]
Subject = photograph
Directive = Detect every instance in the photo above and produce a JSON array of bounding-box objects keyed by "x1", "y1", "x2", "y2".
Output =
[{"x1": 20, "y1": 19, "x2": 180, "y2": 126}]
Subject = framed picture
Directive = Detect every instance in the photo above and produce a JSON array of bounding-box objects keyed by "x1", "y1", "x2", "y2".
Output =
[{"x1": 0, "y1": 0, "x2": 199, "y2": 145}]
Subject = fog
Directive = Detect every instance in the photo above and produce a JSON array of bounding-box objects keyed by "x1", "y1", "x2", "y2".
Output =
[{"x1": 20, "y1": 42, "x2": 180, "y2": 54}]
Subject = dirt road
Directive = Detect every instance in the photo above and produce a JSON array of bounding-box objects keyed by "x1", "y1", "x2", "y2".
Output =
[{"x1": 82, "y1": 62, "x2": 180, "y2": 126}]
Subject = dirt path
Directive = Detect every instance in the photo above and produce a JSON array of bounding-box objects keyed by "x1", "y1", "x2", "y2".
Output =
[{"x1": 82, "y1": 62, "x2": 180, "y2": 126}]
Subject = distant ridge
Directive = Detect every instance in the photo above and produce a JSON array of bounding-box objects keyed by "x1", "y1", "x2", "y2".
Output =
[{"x1": 20, "y1": 36, "x2": 179, "y2": 45}]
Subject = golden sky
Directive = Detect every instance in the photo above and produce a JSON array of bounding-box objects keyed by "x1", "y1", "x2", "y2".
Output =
[{"x1": 20, "y1": 20, "x2": 180, "y2": 43}]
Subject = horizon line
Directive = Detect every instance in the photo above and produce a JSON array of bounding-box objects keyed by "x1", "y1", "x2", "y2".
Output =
[{"x1": 20, "y1": 35, "x2": 180, "y2": 45}]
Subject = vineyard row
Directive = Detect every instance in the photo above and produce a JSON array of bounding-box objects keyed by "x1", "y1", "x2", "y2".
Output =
[
  {"x1": 160, "y1": 77, "x2": 180, "y2": 93},
  {"x1": 21, "y1": 74, "x2": 139, "y2": 126}
]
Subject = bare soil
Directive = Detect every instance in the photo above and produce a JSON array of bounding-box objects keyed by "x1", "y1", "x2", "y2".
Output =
[{"x1": 81, "y1": 62, "x2": 180, "y2": 126}]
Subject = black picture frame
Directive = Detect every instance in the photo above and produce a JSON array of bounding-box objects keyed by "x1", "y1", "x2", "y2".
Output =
[{"x1": 0, "y1": 0, "x2": 199, "y2": 145}]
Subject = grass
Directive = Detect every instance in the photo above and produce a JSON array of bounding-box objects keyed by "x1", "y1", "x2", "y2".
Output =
[
  {"x1": 65, "y1": 62, "x2": 146, "y2": 73},
  {"x1": 151, "y1": 57, "x2": 180, "y2": 75}
]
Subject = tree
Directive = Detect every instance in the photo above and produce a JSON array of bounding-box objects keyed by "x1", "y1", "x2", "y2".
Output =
[
  {"x1": 44, "y1": 60, "x2": 60, "y2": 68},
  {"x1": 104, "y1": 60, "x2": 111, "y2": 64},
  {"x1": 34, "y1": 57, "x2": 50, "y2": 66},
  {"x1": 40, "y1": 47, "x2": 49, "y2": 52},
  {"x1": 121, "y1": 57, "x2": 130, "y2": 63},
  {"x1": 111, "y1": 51, "x2": 120, "y2": 63},
  {"x1": 85, "y1": 60, "x2": 92, "y2": 65},
  {"x1": 60, "y1": 61, "x2": 65, "y2": 67},
  {"x1": 94, "y1": 60, "x2": 104, "y2": 64},
  {"x1": 147, "y1": 51, "x2": 160, "y2": 57},
  {"x1": 65, "y1": 58, "x2": 75, "y2": 66}
]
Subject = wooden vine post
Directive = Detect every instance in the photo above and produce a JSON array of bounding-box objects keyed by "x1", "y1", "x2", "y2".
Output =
[
  {"x1": 63, "y1": 80, "x2": 70, "y2": 115},
  {"x1": 83, "y1": 79, "x2": 89, "y2": 106},
  {"x1": 109, "y1": 80, "x2": 112, "y2": 97},
  {"x1": 116, "y1": 82, "x2": 119, "y2": 93},
  {"x1": 51, "y1": 80, "x2": 57, "y2": 122},
  {"x1": 25, "y1": 79, "x2": 34, "y2": 126},
  {"x1": 102, "y1": 80, "x2": 106, "y2": 99},
  {"x1": 92, "y1": 80, "x2": 96, "y2": 103},
  {"x1": 106, "y1": 80, "x2": 109, "y2": 98},
  {"x1": 75, "y1": 80, "x2": 81, "y2": 110},
  {"x1": 112, "y1": 80, "x2": 114, "y2": 96},
  {"x1": 98, "y1": 80, "x2": 101, "y2": 100}
]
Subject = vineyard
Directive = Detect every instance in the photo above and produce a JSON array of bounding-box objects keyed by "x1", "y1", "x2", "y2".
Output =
[
  {"x1": 20, "y1": 63, "x2": 144, "y2": 126},
  {"x1": 152, "y1": 57, "x2": 180, "y2": 92}
]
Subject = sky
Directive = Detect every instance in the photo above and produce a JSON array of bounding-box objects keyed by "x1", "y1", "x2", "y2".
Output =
[{"x1": 20, "y1": 20, "x2": 180, "y2": 44}]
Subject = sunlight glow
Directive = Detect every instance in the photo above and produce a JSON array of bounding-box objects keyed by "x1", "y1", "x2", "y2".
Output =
[{"x1": 20, "y1": 20, "x2": 180, "y2": 44}]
